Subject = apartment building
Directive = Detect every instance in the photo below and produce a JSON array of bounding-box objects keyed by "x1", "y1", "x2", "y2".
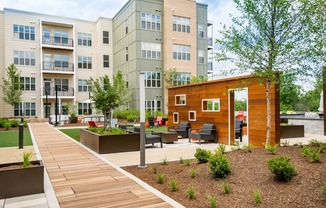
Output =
[{"x1": 0, "y1": 0, "x2": 212, "y2": 118}]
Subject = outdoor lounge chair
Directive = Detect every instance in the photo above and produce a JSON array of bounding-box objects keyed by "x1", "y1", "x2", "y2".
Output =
[
  {"x1": 88, "y1": 121, "x2": 103, "y2": 128},
  {"x1": 235, "y1": 120, "x2": 242, "y2": 140},
  {"x1": 170, "y1": 122, "x2": 191, "y2": 138},
  {"x1": 134, "y1": 127, "x2": 163, "y2": 148},
  {"x1": 188, "y1": 123, "x2": 217, "y2": 144},
  {"x1": 148, "y1": 117, "x2": 156, "y2": 128}
]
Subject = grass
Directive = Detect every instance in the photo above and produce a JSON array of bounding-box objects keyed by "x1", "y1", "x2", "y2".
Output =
[
  {"x1": 146, "y1": 126, "x2": 168, "y2": 132},
  {"x1": 59, "y1": 128, "x2": 81, "y2": 142},
  {"x1": 0, "y1": 131, "x2": 32, "y2": 147}
]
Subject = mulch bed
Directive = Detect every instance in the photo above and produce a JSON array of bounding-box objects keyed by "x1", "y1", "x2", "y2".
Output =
[{"x1": 123, "y1": 146, "x2": 326, "y2": 208}]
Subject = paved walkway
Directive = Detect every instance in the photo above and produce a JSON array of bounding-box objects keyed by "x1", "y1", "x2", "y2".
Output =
[{"x1": 29, "y1": 122, "x2": 180, "y2": 208}]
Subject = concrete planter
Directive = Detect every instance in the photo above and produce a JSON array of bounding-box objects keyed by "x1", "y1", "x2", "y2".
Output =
[
  {"x1": 280, "y1": 125, "x2": 304, "y2": 138},
  {"x1": 80, "y1": 129, "x2": 140, "y2": 154},
  {"x1": 0, "y1": 160, "x2": 44, "y2": 199}
]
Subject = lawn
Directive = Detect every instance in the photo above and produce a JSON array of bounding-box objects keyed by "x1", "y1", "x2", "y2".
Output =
[
  {"x1": 59, "y1": 128, "x2": 81, "y2": 142},
  {"x1": 0, "y1": 130, "x2": 32, "y2": 147}
]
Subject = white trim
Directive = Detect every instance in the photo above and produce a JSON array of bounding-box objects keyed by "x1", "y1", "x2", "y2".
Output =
[
  {"x1": 188, "y1": 111, "x2": 196, "y2": 121},
  {"x1": 202, "y1": 98, "x2": 220, "y2": 112},
  {"x1": 175, "y1": 94, "x2": 186, "y2": 106},
  {"x1": 173, "y1": 112, "x2": 179, "y2": 124}
]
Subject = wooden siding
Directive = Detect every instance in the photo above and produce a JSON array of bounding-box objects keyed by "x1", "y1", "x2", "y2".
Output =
[{"x1": 168, "y1": 75, "x2": 280, "y2": 146}]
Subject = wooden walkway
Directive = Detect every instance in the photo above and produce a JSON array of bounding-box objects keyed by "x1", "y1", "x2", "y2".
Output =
[{"x1": 30, "y1": 123, "x2": 172, "y2": 208}]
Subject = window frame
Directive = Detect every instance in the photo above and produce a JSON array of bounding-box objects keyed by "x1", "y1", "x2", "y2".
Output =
[
  {"x1": 202, "y1": 98, "x2": 221, "y2": 112},
  {"x1": 173, "y1": 112, "x2": 179, "y2": 124},
  {"x1": 189, "y1": 111, "x2": 196, "y2": 121},
  {"x1": 175, "y1": 94, "x2": 186, "y2": 106}
]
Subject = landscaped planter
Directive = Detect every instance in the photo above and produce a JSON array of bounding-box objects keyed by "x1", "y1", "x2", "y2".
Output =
[
  {"x1": 80, "y1": 129, "x2": 140, "y2": 154},
  {"x1": 280, "y1": 125, "x2": 304, "y2": 138},
  {"x1": 0, "y1": 160, "x2": 44, "y2": 199}
]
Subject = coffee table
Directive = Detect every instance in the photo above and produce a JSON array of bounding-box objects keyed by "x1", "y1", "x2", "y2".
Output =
[{"x1": 154, "y1": 132, "x2": 178, "y2": 144}]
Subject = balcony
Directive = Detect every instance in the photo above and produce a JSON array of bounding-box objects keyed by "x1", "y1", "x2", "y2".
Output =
[
  {"x1": 208, "y1": 37, "x2": 213, "y2": 49},
  {"x1": 42, "y1": 62, "x2": 74, "y2": 73},
  {"x1": 43, "y1": 87, "x2": 74, "y2": 97},
  {"x1": 42, "y1": 36, "x2": 74, "y2": 48}
]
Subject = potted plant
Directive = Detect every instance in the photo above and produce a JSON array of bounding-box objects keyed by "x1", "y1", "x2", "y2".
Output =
[
  {"x1": 0, "y1": 151, "x2": 44, "y2": 199},
  {"x1": 69, "y1": 103, "x2": 78, "y2": 123}
]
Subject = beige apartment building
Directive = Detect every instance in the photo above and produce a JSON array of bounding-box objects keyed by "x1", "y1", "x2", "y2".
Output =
[{"x1": 0, "y1": 0, "x2": 213, "y2": 118}]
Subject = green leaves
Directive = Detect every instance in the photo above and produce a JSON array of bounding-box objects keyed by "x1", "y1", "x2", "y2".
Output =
[{"x1": 1, "y1": 64, "x2": 22, "y2": 107}]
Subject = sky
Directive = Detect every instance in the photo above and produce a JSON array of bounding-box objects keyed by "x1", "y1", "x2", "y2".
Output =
[{"x1": 0, "y1": 0, "x2": 239, "y2": 75}]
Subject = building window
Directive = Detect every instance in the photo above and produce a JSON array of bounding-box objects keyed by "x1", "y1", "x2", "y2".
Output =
[
  {"x1": 54, "y1": 54, "x2": 69, "y2": 69},
  {"x1": 20, "y1": 77, "x2": 35, "y2": 91},
  {"x1": 78, "y1": 102, "x2": 92, "y2": 115},
  {"x1": 173, "y1": 112, "x2": 179, "y2": 124},
  {"x1": 189, "y1": 111, "x2": 196, "y2": 121},
  {"x1": 198, "y1": 50, "x2": 204, "y2": 64},
  {"x1": 173, "y1": 16, "x2": 190, "y2": 33},
  {"x1": 14, "y1": 51, "x2": 35, "y2": 66},
  {"x1": 78, "y1": 79, "x2": 91, "y2": 92},
  {"x1": 202, "y1": 99, "x2": 220, "y2": 112},
  {"x1": 141, "y1": 12, "x2": 161, "y2": 31},
  {"x1": 145, "y1": 100, "x2": 162, "y2": 112},
  {"x1": 125, "y1": 74, "x2": 129, "y2": 88},
  {"x1": 141, "y1": 42, "x2": 161, "y2": 59},
  {"x1": 126, "y1": 47, "x2": 129, "y2": 61},
  {"x1": 175, "y1": 94, "x2": 186, "y2": 106},
  {"x1": 77, "y1": 32, "x2": 92, "y2": 46},
  {"x1": 13, "y1": 24, "x2": 35, "y2": 40},
  {"x1": 173, "y1": 44, "x2": 190, "y2": 61},
  {"x1": 103, "y1": 31, "x2": 109, "y2": 44},
  {"x1": 14, "y1": 102, "x2": 36, "y2": 116},
  {"x1": 125, "y1": 20, "x2": 128, "y2": 34},
  {"x1": 198, "y1": 24, "x2": 204, "y2": 38},
  {"x1": 103, "y1": 55, "x2": 109, "y2": 68},
  {"x1": 55, "y1": 79, "x2": 68, "y2": 92},
  {"x1": 144, "y1": 72, "x2": 161, "y2": 88},
  {"x1": 54, "y1": 30, "x2": 68, "y2": 45},
  {"x1": 78, "y1": 56, "x2": 92, "y2": 69},
  {"x1": 173, "y1": 73, "x2": 191, "y2": 86}
]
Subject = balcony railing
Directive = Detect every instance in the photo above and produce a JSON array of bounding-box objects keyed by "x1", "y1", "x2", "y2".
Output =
[
  {"x1": 208, "y1": 62, "x2": 213, "y2": 71},
  {"x1": 43, "y1": 87, "x2": 74, "y2": 96},
  {"x1": 43, "y1": 61, "x2": 74, "y2": 72},
  {"x1": 208, "y1": 37, "x2": 213, "y2": 47},
  {"x1": 42, "y1": 36, "x2": 74, "y2": 47}
]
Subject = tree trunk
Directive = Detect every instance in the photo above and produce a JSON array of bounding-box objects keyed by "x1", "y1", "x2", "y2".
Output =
[
  {"x1": 103, "y1": 110, "x2": 107, "y2": 131},
  {"x1": 265, "y1": 79, "x2": 272, "y2": 147}
]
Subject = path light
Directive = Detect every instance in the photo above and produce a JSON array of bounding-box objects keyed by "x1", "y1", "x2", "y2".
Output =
[{"x1": 139, "y1": 73, "x2": 147, "y2": 168}]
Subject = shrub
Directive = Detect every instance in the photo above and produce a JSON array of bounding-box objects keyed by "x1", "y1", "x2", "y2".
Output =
[
  {"x1": 242, "y1": 144, "x2": 252, "y2": 153},
  {"x1": 318, "y1": 145, "x2": 326, "y2": 153},
  {"x1": 222, "y1": 181, "x2": 231, "y2": 194},
  {"x1": 194, "y1": 148, "x2": 212, "y2": 163},
  {"x1": 4, "y1": 121, "x2": 11, "y2": 130},
  {"x1": 281, "y1": 140, "x2": 290, "y2": 147},
  {"x1": 162, "y1": 158, "x2": 168, "y2": 165},
  {"x1": 231, "y1": 140, "x2": 241, "y2": 150},
  {"x1": 186, "y1": 186, "x2": 196, "y2": 199},
  {"x1": 301, "y1": 146, "x2": 313, "y2": 157},
  {"x1": 207, "y1": 195, "x2": 217, "y2": 208},
  {"x1": 22, "y1": 151, "x2": 33, "y2": 167},
  {"x1": 11, "y1": 120, "x2": 19, "y2": 127},
  {"x1": 23, "y1": 120, "x2": 28, "y2": 127},
  {"x1": 185, "y1": 159, "x2": 191, "y2": 166},
  {"x1": 252, "y1": 189, "x2": 262, "y2": 204},
  {"x1": 309, "y1": 139, "x2": 323, "y2": 147},
  {"x1": 266, "y1": 156, "x2": 296, "y2": 181},
  {"x1": 265, "y1": 143, "x2": 279, "y2": 154},
  {"x1": 157, "y1": 174, "x2": 164, "y2": 184},
  {"x1": 215, "y1": 144, "x2": 226, "y2": 154},
  {"x1": 0, "y1": 118, "x2": 7, "y2": 127},
  {"x1": 209, "y1": 153, "x2": 231, "y2": 178},
  {"x1": 190, "y1": 169, "x2": 197, "y2": 178},
  {"x1": 170, "y1": 178, "x2": 178, "y2": 192},
  {"x1": 126, "y1": 114, "x2": 138, "y2": 122},
  {"x1": 152, "y1": 164, "x2": 158, "y2": 174},
  {"x1": 294, "y1": 142, "x2": 304, "y2": 148},
  {"x1": 302, "y1": 147, "x2": 322, "y2": 162},
  {"x1": 179, "y1": 157, "x2": 184, "y2": 164}
]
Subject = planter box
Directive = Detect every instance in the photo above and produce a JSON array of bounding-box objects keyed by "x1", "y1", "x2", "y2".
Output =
[
  {"x1": 69, "y1": 117, "x2": 78, "y2": 123},
  {"x1": 0, "y1": 160, "x2": 44, "y2": 199},
  {"x1": 280, "y1": 125, "x2": 304, "y2": 138},
  {"x1": 80, "y1": 129, "x2": 140, "y2": 154}
]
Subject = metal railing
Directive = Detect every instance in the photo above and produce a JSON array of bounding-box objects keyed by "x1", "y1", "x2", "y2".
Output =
[
  {"x1": 43, "y1": 87, "x2": 74, "y2": 96},
  {"x1": 43, "y1": 61, "x2": 74, "y2": 72},
  {"x1": 42, "y1": 36, "x2": 74, "y2": 47}
]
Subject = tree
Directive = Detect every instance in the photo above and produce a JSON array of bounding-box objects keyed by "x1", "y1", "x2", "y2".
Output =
[
  {"x1": 190, "y1": 75, "x2": 208, "y2": 84},
  {"x1": 216, "y1": 0, "x2": 322, "y2": 145},
  {"x1": 90, "y1": 70, "x2": 127, "y2": 131},
  {"x1": 280, "y1": 73, "x2": 302, "y2": 112},
  {"x1": 163, "y1": 67, "x2": 177, "y2": 88},
  {"x1": 1, "y1": 64, "x2": 23, "y2": 107}
]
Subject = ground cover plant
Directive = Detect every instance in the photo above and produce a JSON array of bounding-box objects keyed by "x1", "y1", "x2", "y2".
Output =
[{"x1": 124, "y1": 146, "x2": 326, "y2": 208}]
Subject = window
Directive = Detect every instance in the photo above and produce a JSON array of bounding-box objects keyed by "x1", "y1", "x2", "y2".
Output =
[
  {"x1": 14, "y1": 51, "x2": 35, "y2": 66},
  {"x1": 173, "y1": 73, "x2": 190, "y2": 86},
  {"x1": 14, "y1": 102, "x2": 36, "y2": 116},
  {"x1": 103, "y1": 55, "x2": 109, "y2": 68},
  {"x1": 189, "y1": 111, "x2": 196, "y2": 121},
  {"x1": 78, "y1": 79, "x2": 91, "y2": 92},
  {"x1": 173, "y1": 44, "x2": 190, "y2": 61},
  {"x1": 20, "y1": 77, "x2": 35, "y2": 91},
  {"x1": 198, "y1": 50, "x2": 204, "y2": 64},
  {"x1": 78, "y1": 56, "x2": 92, "y2": 69},
  {"x1": 173, "y1": 16, "x2": 190, "y2": 33},
  {"x1": 78, "y1": 102, "x2": 92, "y2": 115},
  {"x1": 202, "y1": 99, "x2": 220, "y2": 112},
  {"x1": 145, "y1": 100, "x2": 162, "y2": 112},
  {"x1": 125, "y1": 74, "x2": 129, "y2": 88},
  {"x1": 198, "y1": 24, "x2": 204, "y2": 38},
  {"x1": 54, "y1": 54, "x2": 69, "y2": 69},
  {"x1": 54, "y1": 30, "x2": 68, "y2": 45},
  {"x1": 55, "y1": 79, "x2": 69, "y2": 92},
  {"x1": 141, "y1": 12, "x2": 161, "y2": 31},
  {"x1": 141, "y1": 42, "x2": 161, "y2": 59},
  {"x1": 125, "y1": 20, "x2": 128, "y2": 34},
  {"x1": 77, "y1": 32, "x2": 92, "y2": 46},
  {"x1": 175, "y1": 94, "x2": 186, "y2": 106},
  {"x1": 173, "y1": 112, "x2": 179, "y2": 124},
  {"x1": 126, "y1": 47, "x2": 129, "y2": 61},
  {"x1": 43, "y1": 28, "x2": 51, "y2": 44},
  {"x1": 144, "y1": 72, "x2": 161, "y2": 88},
  {"x1": 13, "y1": 24, "x2": 35, "y2": 40},
  {"x1": 103, "y1": 31, "x2": 109, "y2": 44}
]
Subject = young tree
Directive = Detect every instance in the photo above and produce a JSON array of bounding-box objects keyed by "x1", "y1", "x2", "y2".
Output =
[
  {"x1": 1, "y1": 64, "x2": 23, "y2": 107},
  {"x1": 280, "y1": 73, "x2": 302, "y2": 112},
  {"x1": 216, "y1": 0, "x2": 323, "y2": 145},
  {"x1": 190, "y1": 75, "x2": 208, "y2": 84},
  {"x1": 90, "y1": 70, "x2": 127, "y2": 131}
]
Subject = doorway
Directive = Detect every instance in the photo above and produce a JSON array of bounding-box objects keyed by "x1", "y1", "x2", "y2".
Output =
[{"x1": 228, "y1": 88, "x2": 249, "y2": 145}]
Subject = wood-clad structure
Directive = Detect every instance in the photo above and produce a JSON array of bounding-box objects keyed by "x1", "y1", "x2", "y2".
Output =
[{"x1": 168, "y1": 75, "x2": 280, "y2": 147}]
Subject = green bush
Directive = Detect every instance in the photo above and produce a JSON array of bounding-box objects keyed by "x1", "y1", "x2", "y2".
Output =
[
  {"x1": 126, "y1": 115, "x2": 138, "y2": 122},
  {"x1": 266, "y1": 156, "x2": 296, "y2": 181},
  {"x1": 4, "y1": 121, "x2": 11, "y2": 130},
  {"x1": 194, "y1": 148, "x2": 212, "y2": 163},
  {"x1": 301, "y1": 147, "x2": 322, "y2": 162},
  {"x1": 215, "y1": 144, "x2": 226, "y2": 154},
  {"x1": 207, "y1": 195, "x2": 217, "y2": 208},
  {"x1": 157, "y1": 174, "x2": 164, "y2": 184},
  {"x1": 11, "y1": 120, "x2": 19, "y2": 127},
  {"x1": 0, "y1": 118, "x2": 8, "y2": 127},
  {"x1": 186, "y1": 186, "x2": 196, "y2": 199},
  {"x1": 209, "y1": 153, "x2": 231, "y2": 178},
  {"x1": 170, "y1": 178, "x2": 178, "y2": 192},
  {"x1": 265, "y1": 143, "x2": 279, "y2": 154},
  {"x1": 222, "y1": 181, "x2": 231, "y2": 194},
  {"x1": 252, "y1": 189, "x2": 262, "y2": 204},
  {"x1": 152, "y1": 164, "x2": 158, "y2": 174}
]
